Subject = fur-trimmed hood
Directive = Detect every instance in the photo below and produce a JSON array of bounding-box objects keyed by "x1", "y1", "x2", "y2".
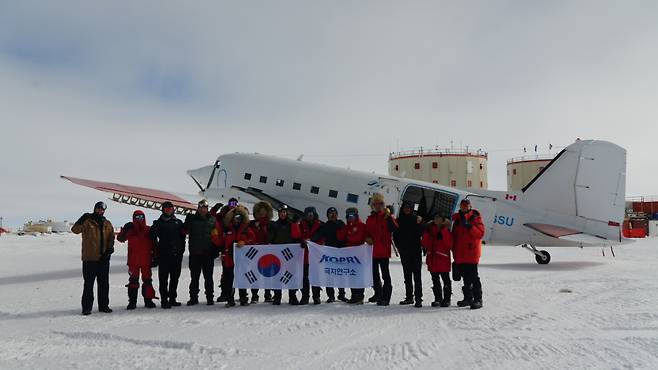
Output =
[
  {"x1": 223, "y1": 205, "x2": 250, "y2": 228},
  {"x1": 252, "y1": 201, "x2": 273, "y2": 221}
]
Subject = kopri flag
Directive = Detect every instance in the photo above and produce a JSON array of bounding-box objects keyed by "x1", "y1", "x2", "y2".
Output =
[
  {"x1": 308, "y1": 241, "x2": 373, "y2": 289},
  {"x1": 234, "y1": 244, "x2": 304, "y2": 289}
]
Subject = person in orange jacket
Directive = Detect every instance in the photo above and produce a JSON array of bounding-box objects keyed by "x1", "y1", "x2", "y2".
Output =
[
  {"x1": 117, "y1": 210, "x2": 157, "y2": 310},
  {"x1": 421, "y1": 214, "x2": 453, "y2": 307},
  {"x1": 365, "y1": 193, "x2": 398, "y2": 306},
  {"x1": 452, "y1": 198, "x2": 485, "y2": 309},
  {"x1": 338, "y1": 207, "x2": 368, "y2": 304},
  {"x1": 211, "y1": 205, "x2": 254, "y2": 307}
]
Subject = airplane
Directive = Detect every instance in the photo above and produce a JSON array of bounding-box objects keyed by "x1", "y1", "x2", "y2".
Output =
[{"x1": 62, "y1": 139, "x2": 630, "y2": 264}]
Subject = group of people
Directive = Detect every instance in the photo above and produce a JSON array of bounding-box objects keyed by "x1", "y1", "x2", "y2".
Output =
[{"x1": 72, "y1": 193, "x2": 485, "y2": 316}]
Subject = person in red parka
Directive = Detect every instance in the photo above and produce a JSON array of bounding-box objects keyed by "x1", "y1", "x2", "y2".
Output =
[
  {"x1": 292, "y1": 206, "x2": 324, "y2": 305},
  {"x1": 452, "y1": 198, "x2": 485, "y2": 310},
  {"x1": 365, "y1": 193, "x2": 398, "y2": 306},
  {"x1": 248, "y1": 201, "x2": 276, "y2": 304},
  {"x1": 211, "y1": 198, "x2": 239, "y2": 303},
  {"x1": 421, "y1": 214, "x2": 453, "y2": 307},
  {"x1": 117, "y1": 210, "x2": 157, "y2": 310},
  {"x1": 338, "y1": 207, "x2": 368, "y2": 304},
  {"x1": 212, "y1": 205, "x2": 254, "y2": 307}
]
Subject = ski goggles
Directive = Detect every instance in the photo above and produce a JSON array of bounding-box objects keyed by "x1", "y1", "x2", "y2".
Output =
[
  {"x1": 228, "y1": 200, "x2": 239, "y2": 207},
  {"x1": 134, "y1": 214, "x2": 145, "y2": 220}
]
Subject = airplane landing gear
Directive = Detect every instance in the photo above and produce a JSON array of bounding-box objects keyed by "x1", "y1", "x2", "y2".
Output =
[{"x1": 521, "y1": 244, "x2": 551, "y2": 265}]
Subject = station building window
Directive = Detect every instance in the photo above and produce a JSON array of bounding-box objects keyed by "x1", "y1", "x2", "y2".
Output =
[
  {"x1": 259, "y1": 176, "x2": 267, "y2": 184},
  {"x1": 347, "y1": 193, "x2": 359, "y2": 203},
  {"x1": 276, "y1": 179, "x2": 285, "y2": 187},
  {"x1": 293, "y1": 182, "x2": 301, "y2": 190},
  {"x1": 328, "y1": 190, "x2": 338, "y2": 198},
  {"x1": 244, "y1": 173, "x2": 252, "y2": 180},
  {"x1": 310, "y1": 186, "x2": 319, "y2": 194}
]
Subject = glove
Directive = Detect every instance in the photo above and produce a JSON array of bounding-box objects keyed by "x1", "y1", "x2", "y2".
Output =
[
  {"x1": 75, "y1": 213, "x2": 91, "y2": 225},
  {"x1": 123, "y1": 222, "x2": 134, "y2": 231},
  {"x1": 210, "y1": 203, "x2": 223, "y2": 214},
  {"x1": 237, "y1": 240, "x2": 245, "y2": 248},
  {"x1": 365, "y1": 237, "x2": 374, "y2": 245}
]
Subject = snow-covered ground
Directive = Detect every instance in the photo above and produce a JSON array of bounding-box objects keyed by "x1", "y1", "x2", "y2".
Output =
[{"x1": 0, "y1": 234, "x2": 657, "y2": 369}]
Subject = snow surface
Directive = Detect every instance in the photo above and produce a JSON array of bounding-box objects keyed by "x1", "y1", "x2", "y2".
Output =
[{"x1": 1, "y1": 234, "x2": 657, "y2": 369}]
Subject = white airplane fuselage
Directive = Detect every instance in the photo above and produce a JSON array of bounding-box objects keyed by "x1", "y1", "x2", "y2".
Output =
[{"x1": 190, "y1": 142, "x2": 627, "y2": 251}]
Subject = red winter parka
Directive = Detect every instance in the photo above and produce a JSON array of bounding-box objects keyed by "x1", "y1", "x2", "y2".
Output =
[
  {"x1": 421, "y1": 221, "x2": 453, "y2": 273},
  {"x1": 452, "y1": 210, "x2": 485, "y2": 264},
  {"x1": 117, "y1": 210, "x2": 154, "y2": 268},
  {"x1": 365, "y1": 211, "x2": 398, "y2": 259},
  {"x1": 212, "y1": 206, "x2": 254, "y2": 268},
  {"x1": 296, "y1": 219, "x2": 324, "y2": 264},
  {"x1": 338, "y1": 219, "x2": 367, "y2": 247}
]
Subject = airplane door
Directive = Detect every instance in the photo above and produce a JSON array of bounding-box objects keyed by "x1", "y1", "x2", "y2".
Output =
[{"x1": 464, "y1": 195, "x2": 496, "y2": 243}]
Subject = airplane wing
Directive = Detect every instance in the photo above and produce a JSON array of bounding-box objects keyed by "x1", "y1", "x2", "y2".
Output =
[
  {"x1": 61, "y1": 176, "x2": 199, "y2": 215},
  {"x1": 523, "y1": 222, "x2": 616, "y2": 246},
  {"x1": 231, "y1": 185, "x2": 305, "y2": 219}
]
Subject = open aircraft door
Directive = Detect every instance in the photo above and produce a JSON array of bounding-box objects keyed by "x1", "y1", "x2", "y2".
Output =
[{"x1": 464, "y1": 195, "x2": 497, "y2": 244}]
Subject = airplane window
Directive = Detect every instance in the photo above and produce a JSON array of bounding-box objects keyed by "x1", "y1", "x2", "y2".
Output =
[
  {"x1": 276, "y1": 179, "x2": 285, "y2": 187},
  {"x1": 347, "y1": 193, "x2": 359, "y2": 203},
  {"x1": 401, "y1": 185, "x2": 457, "y2": 220},
  {"x1": 260, "y1": 176, "x2": 267, "y2": 184},
  {"x1": 310, "y1": 186, "x2": 319, "y2": 194},
  {"x1": 244, "y1": 173, "x2": 252, "y2": 180},
  {"x1": 293, "y1": 182, "x2": 301, "y2": 190},
  {"x1": 328, "y1": 190, "x2": 338, "y2": 198}
]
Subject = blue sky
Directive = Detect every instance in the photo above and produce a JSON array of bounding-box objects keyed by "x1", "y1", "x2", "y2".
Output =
[{"x1": 1, "y1": 1, "x2": 658, "y2": 227}]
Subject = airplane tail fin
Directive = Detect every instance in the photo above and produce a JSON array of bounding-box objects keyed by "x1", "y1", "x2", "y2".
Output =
[{"x1": 522, "y1": 140, "x2": 626, "y2": 225}]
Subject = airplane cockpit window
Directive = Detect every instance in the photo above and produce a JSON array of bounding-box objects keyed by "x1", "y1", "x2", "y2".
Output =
[
  {"x1": 244, "y1": 173, "x2": 252, "y2": 180},
  {"x1": 310, "y1": 186, "x2": 319, "y2": 194},
  {"x1": 260, "y1": 176, "x2": 267, "y2": 184},
  {"x1": 347, "y1": 193, "x2": 359, "y2": 203},
  {"x1": 328, "y1": 190, "x2": 338, "y2": 198},
  {"x1": 276, "y1": 179, "x2": 285, "y2": 187},
  {"x1": 293, "y1": 182, "x2": 302, "y2": 190},
  {"x1": 401, "y1": 185, "x2": 457, "y2": 220}
]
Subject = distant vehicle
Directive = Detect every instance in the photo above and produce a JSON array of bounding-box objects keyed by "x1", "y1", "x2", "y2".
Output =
[{"x1": 63, "y1": 139, "x2": 630, "y2": 264}]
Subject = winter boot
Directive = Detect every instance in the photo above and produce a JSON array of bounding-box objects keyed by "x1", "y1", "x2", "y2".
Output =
[
  {"x1": 457, "y1": 286, "x2": 473, "y2": 307},
  {"x1": 313, "y1": 297, "x2": 322, "y2": 305},
  {"x1": 337, "y1": 292, "x2": 348, "y2": 303},
  {"x1": 169, "y1": 297, "x2": 182, "y2": 307},
  {"x1": 348, "y1": 296, "x2": 364, "y2": 305},
  {"x1": 399, "y1": 298, "x2": 414, "y2": 305},
  {"x1": 127, "y1": 287, "x2": 138, "y2": 310},
  {"x1": 289, "y1": 294, "x2": 300, "y2": 305},
  {"x1": 379, "y1": 285, "x2": 393, "y2": 306},
  {"x1": 431, "y1": 286, "x2": 443, "y2": 307},
  {"x1": 99, "y1": 307, "x2": 113, "y2": 313},
  {"x1": 225, "y1": 298, "x2": 236, "y2": 308},
  {"x1": 251, "y1": 293, "x2": 259, "y2": 304},
  {"x1": 470, "y1": 287, "x2": 483, "y2": 310},
  {"x1": 264, "y1": 290, "x2": 273, "y2": 303},
  {"x1": 299, "y1": 296, "x2": 309, "y2": 305},
  {"x1": 206, "y1": 296, "x2": 214, "y2": 306},
  {"x1": 441, "y1": 286, "x2": 452, "y2": 307},
  {"x1": 161, "y1": 299, "x2": 171, "y2": 309},
  {"x1": 186, "y1": 296, "x2": 199, "y2": 306},
  {"x1": 239, "y1": 299, "x2": 250, "y2": 307},
  {"x1": 414, "y1": 300, "x2": 423, "y2": 308},
  {"x1": 144, "y1": 298, "x2": 156, "y2": 308}
]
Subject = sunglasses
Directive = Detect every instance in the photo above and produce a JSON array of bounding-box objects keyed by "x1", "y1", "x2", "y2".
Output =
[{"x1": 134, "y1": 214, "x2": 145, "y2": 220}]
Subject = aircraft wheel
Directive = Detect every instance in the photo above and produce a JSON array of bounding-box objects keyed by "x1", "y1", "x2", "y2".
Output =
[{"x1": 535, "y1": 250, "x2": 551, "y2": 265}]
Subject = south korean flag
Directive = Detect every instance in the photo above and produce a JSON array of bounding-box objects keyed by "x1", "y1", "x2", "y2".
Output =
[{"x1": 234, "y1": 244, "x2": 305, "y2": 289}]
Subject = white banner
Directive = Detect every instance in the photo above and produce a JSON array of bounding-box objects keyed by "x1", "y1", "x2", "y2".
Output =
[
  {"x1": 308, "y1": 241, "x2": 373, "y2": 289},
  {"x1": 234, "y1": 244, "x2": 304, "y2": 289}
]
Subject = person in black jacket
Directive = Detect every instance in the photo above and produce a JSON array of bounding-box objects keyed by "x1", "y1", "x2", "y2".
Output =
[
  {"x1": 150, "y1": 201, "x2": 185, "y2": 309},
  {"x1": 321, "y1": 207, "x2": 347, "y2": 303},
  {"x1": 393, "y1": 202, "x2": 424, "y2": 308},
  {"x1": 184, "y1": 200, "x2": 219, "y2": 306},
  {"x1": 270, "y1": 205, "x2": 299, "y2": 305}
]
